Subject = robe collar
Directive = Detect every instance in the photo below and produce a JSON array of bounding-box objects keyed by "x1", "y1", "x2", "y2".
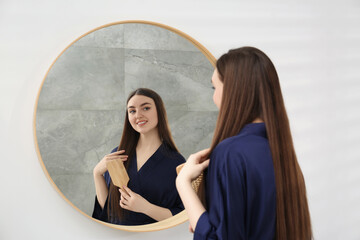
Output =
[{"x1": 239, "y1": 122, "x2": 267, "y2": 138}]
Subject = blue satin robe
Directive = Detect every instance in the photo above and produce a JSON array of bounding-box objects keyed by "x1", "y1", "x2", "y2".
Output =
[
  {"x1": 194, "y1": 123, "x2": 276, "y2": 240},
  {"x1": 92, "y1": 143, "x2": 185, "y2": 225}
]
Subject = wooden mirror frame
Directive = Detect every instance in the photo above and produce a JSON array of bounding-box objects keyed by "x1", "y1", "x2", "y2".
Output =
[{"x1": 33, "y1": 20, "x2": 215, "y2": 232}]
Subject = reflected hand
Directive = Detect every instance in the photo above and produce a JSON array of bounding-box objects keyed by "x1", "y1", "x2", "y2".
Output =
[
  {"x1": 177, "y1": 148, "x2": 210, "y2": 183},
  {"x1": 119, "y1": 186, "x2": 150, "y2": 213},
  {"x1": 93, "y1": 150, "x2": 128, "y2": 176}
]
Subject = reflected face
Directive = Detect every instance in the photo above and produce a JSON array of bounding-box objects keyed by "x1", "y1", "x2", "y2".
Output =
[
  {"x1": 127, "y1": 95, "x2": 158, "y2": 135},
  {"x1": 212, "y1": 69, "x2": 223, "y2": 109}
]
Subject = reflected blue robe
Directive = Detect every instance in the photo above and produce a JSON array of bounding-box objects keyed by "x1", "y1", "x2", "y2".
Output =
[
  {"x1": 194, "y1": 123, "x2": 276, "y2": 240},
  {"x1": 92, "y1": 143, "x2": 185, "y2": 225}
]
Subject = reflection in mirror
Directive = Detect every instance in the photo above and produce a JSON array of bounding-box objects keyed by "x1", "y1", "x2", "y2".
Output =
[
  {"x1": 93, "y1": 88, "x2": 185, "y2": 225},
  {"x1": 35, "y1": 21, "x2": 216, "y2": 230}
]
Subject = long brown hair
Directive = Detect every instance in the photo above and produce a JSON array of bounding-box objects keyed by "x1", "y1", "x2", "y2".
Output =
[
  {"x1": 107, "y1": 88, "x2": 179, "y2": 222},
  {"x1": 205, "y1": 47, "x2": 312, "y2": 239}
]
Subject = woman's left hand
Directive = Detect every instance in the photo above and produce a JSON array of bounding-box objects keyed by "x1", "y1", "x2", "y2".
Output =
[
  {"x1": 119, "y1": 186, "x2": 150, "y2": 213},
  {"x1": 177, "y1": 148, "x2": 210, "y2": 184}
]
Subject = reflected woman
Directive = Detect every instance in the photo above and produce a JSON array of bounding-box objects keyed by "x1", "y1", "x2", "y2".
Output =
[
  {"x1": 93, "y1": 88, "x2": 185, "y2": 225},
  {"x1": 176, "y1": 47, "x2": 312, "y2": 239}
]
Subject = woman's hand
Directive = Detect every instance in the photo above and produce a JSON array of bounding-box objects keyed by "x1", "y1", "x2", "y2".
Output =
[
  {"x1": 176, "y1": 148, "x2": 210, "y2": 232},
  {"x1": 93, "y1": 150, "x2": 128, "y2": 176},
  {"x1": 177, "y1": 148, "x2": 210, "y2": 184},
  {"x1": 119, "y1": 186, "x2": 150, "y2": 213},
  {"x1": 93, "y1": 150, "x2": 127, "y2": 209}
]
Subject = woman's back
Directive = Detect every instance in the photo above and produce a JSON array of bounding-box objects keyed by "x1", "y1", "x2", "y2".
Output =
[
  {"x1": 195, "y1": 123, "x2": 276, "y2": 239},
  {"x1": 177, "y1": 47, "x2": 312, "y2": 240}
]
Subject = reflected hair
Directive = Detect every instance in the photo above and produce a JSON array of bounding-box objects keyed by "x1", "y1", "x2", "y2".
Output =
[
  {"x1": 204, "y1": 47, "x2": 312, "y2": 239},
  {"x1": 107, "y1": 88, "x2": 179, "y2": 222}
]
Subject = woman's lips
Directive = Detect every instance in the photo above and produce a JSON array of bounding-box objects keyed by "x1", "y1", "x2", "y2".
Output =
[{"x1": 137, "y1": 120, "x2": 147, "y2": 126}]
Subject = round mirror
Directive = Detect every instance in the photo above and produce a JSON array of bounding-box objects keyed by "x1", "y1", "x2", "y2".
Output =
[{"x1": 34, "y1": 20, "x2": 216, "y2": 231}]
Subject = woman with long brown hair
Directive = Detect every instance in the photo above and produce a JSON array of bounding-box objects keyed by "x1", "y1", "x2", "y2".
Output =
[
  {"x1": 92, "y1": 88, "x2": 185, "y2": 225},
  {"x1": 176, "y1": 47, "x2": 312, "y2": 239}
]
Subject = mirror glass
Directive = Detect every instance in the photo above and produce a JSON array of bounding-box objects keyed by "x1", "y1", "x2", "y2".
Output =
[{"x1": 34, "y1": 20, "x2": 216, "y2": 230}]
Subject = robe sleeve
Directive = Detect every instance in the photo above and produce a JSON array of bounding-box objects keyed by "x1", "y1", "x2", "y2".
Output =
[
  {"x1": 92, "y1": 171, "x2": 111, "y2": 222},
  {"x1": 193, "y1": 148, "x2": 247, "y2": 240},
  {"x1": 168, "y1": 195, "x2": 185, "y2": 216},
  {"x1": 164, "y1": 149, "x2": 186, "y2": 216},
  {"x1": 92, "y1": 195, "x2": 109, "y2": 221}
]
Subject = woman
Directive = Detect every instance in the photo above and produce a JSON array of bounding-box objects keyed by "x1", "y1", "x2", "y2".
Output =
[
  {"x1": 176, "y1": 47, "x2": 312, "y2": 239},
  {"x1": 93, "y1": 88, "x2": 185, "y2": 225}
]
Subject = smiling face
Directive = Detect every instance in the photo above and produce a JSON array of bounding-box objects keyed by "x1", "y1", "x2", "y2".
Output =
[
  {"x1": 127, "y1": 95, "x2": 159, "y2": 135},
  {"x1": 211, "y1": 68, "x2": 223, "y2": 109}
]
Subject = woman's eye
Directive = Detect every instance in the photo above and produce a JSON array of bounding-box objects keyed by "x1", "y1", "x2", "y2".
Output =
[
  {"x1": 144, "y1": 107, "x2": 150, "y2": 111},
  {"x1": 129, "y1": 110, "x2": 135, "y2": 114}
]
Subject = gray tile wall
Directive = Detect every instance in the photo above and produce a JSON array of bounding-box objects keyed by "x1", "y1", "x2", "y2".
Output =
[{"x1": 35, "y1": 23, "x2": 216, "y2": 218}]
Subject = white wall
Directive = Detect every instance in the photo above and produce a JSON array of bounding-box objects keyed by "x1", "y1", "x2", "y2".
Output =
[{"x1": 1, "y1": 0, "x2": 360, "y2": 239}]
